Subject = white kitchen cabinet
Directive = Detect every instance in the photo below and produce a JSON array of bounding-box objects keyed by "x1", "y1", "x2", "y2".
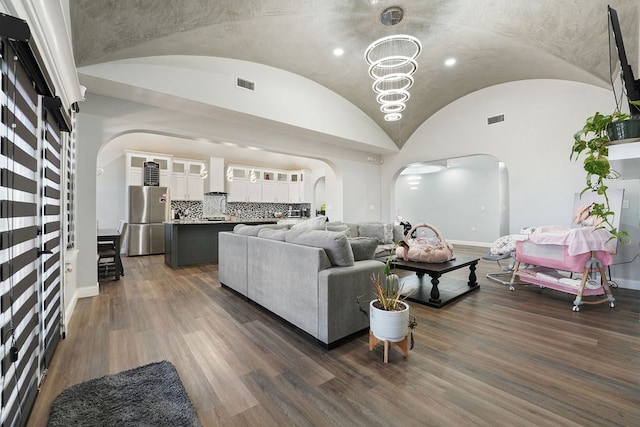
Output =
[
  {"x1": 226, "y1": 165, "x2": 312, "y2": 203},
  {"x1": 171, "y1": 159, "x2": 205, "y2": 201},
  {"x1": 262, "y1": 181, "x2": 289, "y2": 202},
  {"x1": 126, "y1": 152, "x2": 171, "y2": 188},
  {"x1": 261, "y1": 171, "x2": 289, "y2": 202},
  {"x1": 226, "y1": 166, "x2": 261, "y2": 202},
  {"x1": 227, "y1": 179, "x2": 261, "y2": 202},
  {"x1": 289, "y1": 170, "x2": 308, "y2": 203}
]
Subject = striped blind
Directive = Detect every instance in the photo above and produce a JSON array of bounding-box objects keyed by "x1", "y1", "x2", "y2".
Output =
[
  {"x1": 0, "y1": 40, "x2": 41, "y2": 427},
  {"x1": 40, "y1": 105, "x2": 62, "y2": 372},
  {"x1": 0, "y1": 18, "x2": 72, "y2": 425}
]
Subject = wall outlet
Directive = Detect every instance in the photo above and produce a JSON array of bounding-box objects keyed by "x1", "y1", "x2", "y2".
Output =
[{"x1": 622, "y1": 200, "x2": 629, "y2": 209}]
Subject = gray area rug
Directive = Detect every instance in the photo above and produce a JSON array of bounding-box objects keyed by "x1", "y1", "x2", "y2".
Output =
[{"x1": 48, "y1": 360, "x2": 201, "y2": 427}]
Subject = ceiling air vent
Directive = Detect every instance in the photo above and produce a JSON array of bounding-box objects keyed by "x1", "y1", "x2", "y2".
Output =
[
  {"x1": 487, "y1": 114, "x2": 504, "y2": 125},
  {"x1": 236, "y1": 77, "x2": 255, "y2": 91}
]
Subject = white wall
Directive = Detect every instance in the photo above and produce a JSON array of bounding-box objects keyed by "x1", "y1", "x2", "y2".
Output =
[
  {"x1": 606, "y1": 178, "x2": 640, "y2": 287},
  {"x1": 74, "y1": 113, "x2": 102, "y2": 296},
  {"x1": 96, "y1": 153, "x2": 126, "y2": 229},
  {"x1": 395, "y1": 155, "x2": 501, "y2": 244},
  {"x1": 384, "y1": 79, "x2": 617, "y2": 228},
  {"x1": 383, "y1": 79, "x2": 640, "y2": 288}
]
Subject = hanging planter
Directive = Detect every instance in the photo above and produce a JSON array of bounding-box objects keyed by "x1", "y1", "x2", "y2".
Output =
[{"x1": 606, "y1": 117, "x2": 640, "y2": 144}]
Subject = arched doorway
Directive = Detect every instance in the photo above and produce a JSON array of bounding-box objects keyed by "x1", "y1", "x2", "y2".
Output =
[{"x1": 394, "y1": 154, "x2": 508, "y2": 243}]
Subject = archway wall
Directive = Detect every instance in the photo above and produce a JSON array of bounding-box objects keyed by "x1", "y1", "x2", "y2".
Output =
[
  {"x1": 79, "y1": 56, "x2": 398, "y2": 152},
  {"x1": 76, "y1": 93, "x2": 384, "y2": 295},
  {"x1": 382, "y1": 79, "x2": 618, "y2": 243}
]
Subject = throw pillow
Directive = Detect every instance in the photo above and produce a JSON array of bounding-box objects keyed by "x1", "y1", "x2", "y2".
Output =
[
  {"x1": 349, "y1": 237, "x2": 378, "y2": 261},
  {"x1": 392, "y1": 225, "x2": 405, "y2": 242},
  {"x1": 383, "y1": 223, "x2": 394, "y2": 244},
  {"x1": 291, "y1": 216, "x2": 327, "y2": 231},
  {"x1": 285, "y1": 229, "x2": 354, "y2": 266},
  {"x1": 358, "y1": 223, "x2": 385, "y2": 244}
]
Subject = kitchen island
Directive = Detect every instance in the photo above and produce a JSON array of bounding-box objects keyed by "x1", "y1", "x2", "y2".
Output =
[{"x1": 164, "y1": 219, "x2": 277, "y2": 267}]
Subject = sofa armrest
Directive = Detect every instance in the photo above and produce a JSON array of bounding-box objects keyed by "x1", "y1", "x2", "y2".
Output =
[
  {"x1": 219, "y1": 231, "x2": 248, "y2": 296},
  {"x1": 317, "y1": 259, "x2": 385, "y2": 345},
  {"x1": 247, "y1": 237, "x2": 332, "y2": 338}
]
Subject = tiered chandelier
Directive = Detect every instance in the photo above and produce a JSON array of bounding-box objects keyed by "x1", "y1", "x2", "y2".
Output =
[{"x1": 365, "y1": 7, "x2": 421, "y2": 122}]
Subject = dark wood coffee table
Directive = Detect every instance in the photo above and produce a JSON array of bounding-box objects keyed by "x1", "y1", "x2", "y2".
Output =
[{"x1": 391, "y1": 256, "x2": 480, "y2": 308}]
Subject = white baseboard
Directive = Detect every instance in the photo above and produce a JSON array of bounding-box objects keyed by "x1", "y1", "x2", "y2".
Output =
[
  {"x1": 77, "y1": 283, "x2": 100, "y2": 298},
  {"x1": 449, "y1": 239, "x2": 492, "y2": 248},
  {"x1": 609, "y1": 278, "x2": 640, "y2": 290},
  {"x1": 64, "y1": 283, "x2": 99, "y2": 335}
]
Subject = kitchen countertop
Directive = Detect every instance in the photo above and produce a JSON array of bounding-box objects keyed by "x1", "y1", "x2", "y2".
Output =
[{"x1": 165, "y1": 218, "x2": 279, "y2": 225}]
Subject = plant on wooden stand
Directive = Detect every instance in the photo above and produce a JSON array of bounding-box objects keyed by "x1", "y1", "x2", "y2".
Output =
[
  {"x1": 371, "y1": 259, "x2": 406, "y2": 311},
  {"x1": 570, "y1": 110, "x2": 630, "y2": 243},
  {"x1": 362, "y1": 259, "x2": 417, "y2": 363}
]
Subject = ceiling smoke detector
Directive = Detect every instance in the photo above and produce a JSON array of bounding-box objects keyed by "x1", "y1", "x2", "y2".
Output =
[{"x1": 381, "y1": 6, "x2": 403, "y2": 26}]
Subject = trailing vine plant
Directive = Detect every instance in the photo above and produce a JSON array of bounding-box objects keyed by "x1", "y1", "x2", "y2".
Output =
[{"x1": 570, "y1": 110, "x2": 630, "y2": 243}]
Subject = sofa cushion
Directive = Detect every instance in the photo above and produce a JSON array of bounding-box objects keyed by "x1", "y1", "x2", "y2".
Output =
[
  {"x1": 357, "y1": 223, "x2": 396, "y2": 244},
  {"x1": 285, "y1": 229, "x2": 354, "y2": 266},
  {"x1": 257, "y1": 228, "x2": 286, "y2": 241},
  {"x1": 349, "y1": 237, "x2": 378, "y2": 261},
  {"x1": 393, "y1": 225, "x2": 405, "y2": 242},
  {"x1": 291, "y1": 216, "x2": 327, "y2": 231},
  {"x1": 326, "y1": 224, "x2": 351, "y2": 237}
]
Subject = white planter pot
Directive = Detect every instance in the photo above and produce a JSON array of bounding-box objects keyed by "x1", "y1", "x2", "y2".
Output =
[{"x1": 369, "y1": 300, "x2": 409, "y2": 342}]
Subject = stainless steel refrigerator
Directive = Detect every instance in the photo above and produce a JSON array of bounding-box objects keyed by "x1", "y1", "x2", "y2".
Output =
[{"x1": 128, "y1": 186, "x2": 170, "y2": 256}]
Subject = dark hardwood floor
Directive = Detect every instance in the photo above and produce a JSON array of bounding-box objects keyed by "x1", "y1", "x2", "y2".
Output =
[{"x1": 27, "y1": 247, "x2": 640, "y2": 426}]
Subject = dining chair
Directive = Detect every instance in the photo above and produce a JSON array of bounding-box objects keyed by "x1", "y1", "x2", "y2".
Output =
[{"x1": 98, "y1": 223, "x2": 128, "y2": 280}]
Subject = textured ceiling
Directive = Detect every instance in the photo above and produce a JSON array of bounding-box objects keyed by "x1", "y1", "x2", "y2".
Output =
[{"x1": 70, "y1": 0, "x2": 639, "y2": 148}]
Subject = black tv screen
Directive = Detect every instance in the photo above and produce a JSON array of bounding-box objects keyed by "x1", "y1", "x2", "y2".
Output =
[{"x1": 608, "y1": 5, "x2": 640, "y2": 116}]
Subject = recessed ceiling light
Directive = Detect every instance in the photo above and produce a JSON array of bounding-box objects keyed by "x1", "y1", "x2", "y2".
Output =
[
  {"x1": 333, "y1": 48, "x2": 344, "y2": 56},
  {"x1": 247, "y1": 146, "x2": 262, "y2": 151},
  {"x1": 444, "y1": 58, "x2": 456, "y2": 67},
  {"x1": 222, "y1": 141, "x2": 238, "y2": 147}
]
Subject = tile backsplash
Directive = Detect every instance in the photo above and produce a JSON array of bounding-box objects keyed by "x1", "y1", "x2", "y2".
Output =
[
  {"x1": 170, "y1": 200, "x2": 310, "y2": 220},
  {"x1": 170, "y1": 200, "x2": 203, "y2": 219}
]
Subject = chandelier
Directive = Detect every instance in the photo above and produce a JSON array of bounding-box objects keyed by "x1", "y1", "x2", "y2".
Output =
[{"x1": 365, "y1": 7, "x2": 421, "y2": 122}]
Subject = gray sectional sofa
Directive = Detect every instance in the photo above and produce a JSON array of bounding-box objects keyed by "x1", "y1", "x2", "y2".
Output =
[{"x1": 218, "y1": 218, "x2": 402, "y2": 348}]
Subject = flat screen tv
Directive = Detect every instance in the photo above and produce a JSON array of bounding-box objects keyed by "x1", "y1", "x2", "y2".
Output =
[{"x1": 608, "y1": 5, "x2": 640, "y2": 117}]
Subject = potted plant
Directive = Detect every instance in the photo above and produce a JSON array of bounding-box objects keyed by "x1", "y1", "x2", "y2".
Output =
[
  {"x1": 570, "y1": 110, "x2": 630, "y2": 243},
  {"x1": 369, "y1": 259, "x2": 410, "y2": 342},
  {"x1": 356, "y1": 257, "x2": 417, "y2": 362}
]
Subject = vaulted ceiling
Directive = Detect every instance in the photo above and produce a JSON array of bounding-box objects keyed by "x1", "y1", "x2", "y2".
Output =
[{"x1": 70, "y1": 0, "x2": 639, "y2": 148}]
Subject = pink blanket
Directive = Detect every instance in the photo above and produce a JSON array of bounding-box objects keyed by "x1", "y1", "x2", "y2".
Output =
[{"x1": 528, "y1": 226, "x2": 616, "y2": 256}]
